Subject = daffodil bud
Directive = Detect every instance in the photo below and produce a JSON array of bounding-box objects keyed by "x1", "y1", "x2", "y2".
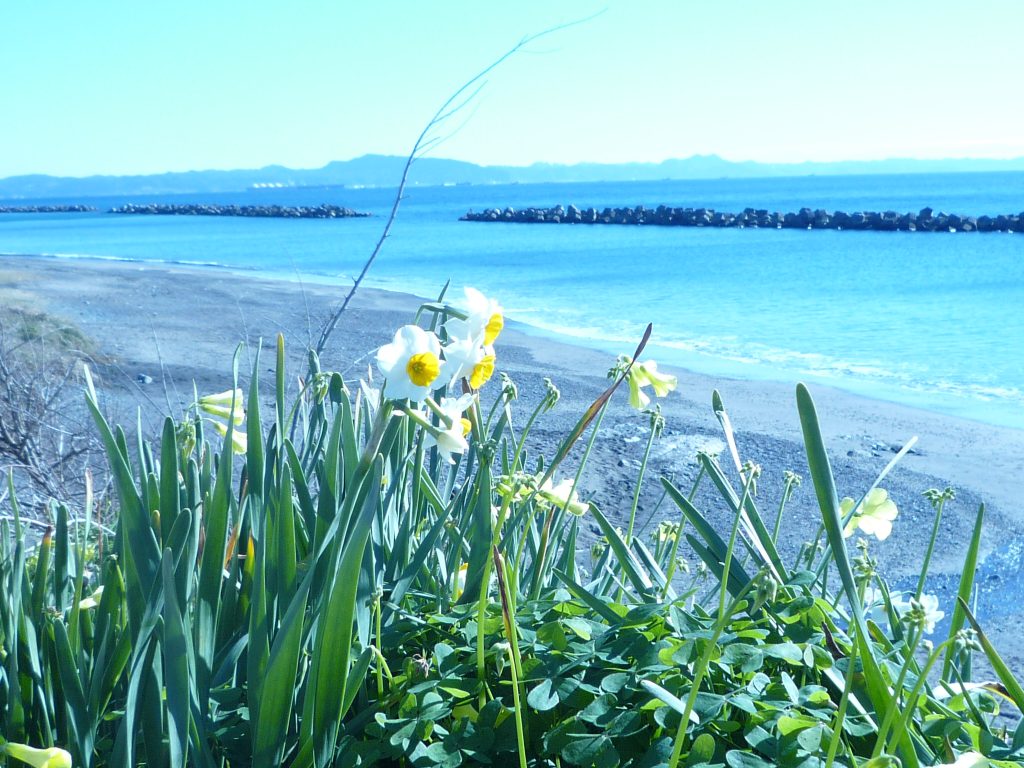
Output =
[
  {"x1": 543, "y1": 378, "x2": 561, "y2": 411},
  {"x1": 499, "y1": 372, "x2": 518, "y2": 401},
  {"x1": 646, "y1": 405, "x2": 665, "y2": 436}
]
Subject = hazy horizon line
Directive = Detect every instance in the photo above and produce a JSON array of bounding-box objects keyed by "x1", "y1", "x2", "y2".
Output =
[{"x1": 6, "y1": 151, "x2": 1024, "y2": 182}]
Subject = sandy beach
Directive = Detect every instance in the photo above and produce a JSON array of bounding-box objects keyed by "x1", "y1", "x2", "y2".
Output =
[{"x1": 2, "y1": 253, "x2": 1023, "y2": 669}]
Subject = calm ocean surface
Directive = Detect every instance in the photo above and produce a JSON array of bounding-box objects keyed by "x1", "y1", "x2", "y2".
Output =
[{"x1": 2, "y1": 173, "x2": 1022, "y2": 428}]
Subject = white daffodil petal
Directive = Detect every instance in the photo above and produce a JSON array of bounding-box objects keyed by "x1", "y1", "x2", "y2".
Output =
[
  {"x1": 441, "y1": 335, "x2": 484, "y2": 384},
  {"x1": 375, "y1": 341, "x2": 403, "y2": 373},
  {"x1": 446, "y1": 287, "x2": 504, "y2": 346},
  {"x1": 376, "y1": 324, "x2": 443, "y2": 403}
]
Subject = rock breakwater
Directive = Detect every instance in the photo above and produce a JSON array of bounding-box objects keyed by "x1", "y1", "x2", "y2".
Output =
[
  {"x1": 461, "y1": 204, "x2": 1024, "y2": 233},
  {"x1": 0, "y1": 205, "x2": 96, "y2": 213},
  {"x1": 109, "y1": 203, "x2": 371, "y2": 219}
]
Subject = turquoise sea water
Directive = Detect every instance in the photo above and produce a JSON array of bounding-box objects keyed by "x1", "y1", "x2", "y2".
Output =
[{"x1": 1, "y1": 173, "x2": 1022, "y2": 428}]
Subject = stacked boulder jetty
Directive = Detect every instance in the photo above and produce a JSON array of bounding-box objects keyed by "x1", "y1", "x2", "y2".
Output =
[
  {"x1": 110, "y1": 203, "x2": 370, "y2": 219},
  {"x1": 461, "y1": 205, "x2": 1024, "y2": 233},
  {"x1": 0, "y1": 205, "x2": 96, "y2": 213}
]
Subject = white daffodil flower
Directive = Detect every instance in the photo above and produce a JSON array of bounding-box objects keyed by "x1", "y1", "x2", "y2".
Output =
[
  {"x1": 440, "y1": 333, "x2": 497, "y2": 392},
  {"x1": 623, "y1": 359, "x2": 678, "y2": 410},
  {"x1": 841, "y1": 488, "x2": 899, "y2": 541},
  {"x1": 445, "y1": 287, "x2": 504, "y2": 347},
  {"x1": 537, "y1": 476, "x2": 590, "y2": 516},
  {"x1": 198, "y1": 388, "x2": 245, "y2": 425},
  {"x1": 376, "y1": 324, "x2": 443, "y2": 402},
  {"x1": 421, "y1": 394, "x2": 473, "y2": 463},
  {"x1": 0, "y1": 743, "x2": 73, "y2": 768},
  {"x1": 441, "y1": 334, "x2": 485, "y2": 382}
]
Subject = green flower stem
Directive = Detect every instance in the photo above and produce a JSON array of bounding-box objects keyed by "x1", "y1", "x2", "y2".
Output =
[
  {"x1": 668, "y1": 484, "x2": 754, "y2": 768},
  {"x1": 667, "y1": 582, "x2": 756, "y2": 768},
  {"x1": 505, "y1": 643, "x2": 528, "y2": 768},
  {"x1": 799, "y1": 523, "x2": 825, "y2": 570},
  {"x1": 870, "y1": 624, "x2": 923, "y2": 756},
  {"x1": 373, "y1": 591, "x2": 384, "y2": 699},
  {"x1": 824, "y1": 624, "x2": 860, "y2": 768},
  {"x1": 882, "y1": 639, "x2": 954, "y2": 756},
  {"x1": 773, "y1": 474, "x2": 799, "y2": 543},
  {"x1": 914, "y1": 496, "x2": 947, "y2": 601},
  {"x1": 510, "y1": 391, "x2": 557, "y2": 479},
  {"x1": 660, "y1": 519, "x2": 689, "y2": 601},
  {"x1": 494, "y1": 547, "x2": 529, "y2": 754},
  {"x1": 502, "y1": 391, "x2": 549, "y2": 597},
  {"x1": 660, "y1": 463, "x2": 705, "y2": 597},
  {"x1": 625, "y1": 421, "x2": 658, "y2": 545},
  {"x1": 719, "y1": 471, "x2": 757, "y2": 619},
  {"x1": 476, "y1": 496, "x2": 513, "y2": 706},
  {"x1": 530, "y1": 403, "x2": 609, "y2": 601},
  {"x1": 949, "y1": 661, "x2": 988, "y2": 731},
  {"x1": 369, "y1": 645, "x2": 394, "y2": 687},
  {"x1": 511, "y1": 503, "x2": 539, "y2": 596}
]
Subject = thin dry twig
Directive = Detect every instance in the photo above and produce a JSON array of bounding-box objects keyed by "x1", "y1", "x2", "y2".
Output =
[{"x1": 314, "y1": 15, "x2": 598, "y2": 354}]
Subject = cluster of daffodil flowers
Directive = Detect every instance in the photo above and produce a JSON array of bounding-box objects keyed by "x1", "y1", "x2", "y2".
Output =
[
  {"x1": 375, "y1": 287, "x2": 503, "y2": 463},
  {"x1": 176, "y1": 387, "x2": 247, "y2": 458}
]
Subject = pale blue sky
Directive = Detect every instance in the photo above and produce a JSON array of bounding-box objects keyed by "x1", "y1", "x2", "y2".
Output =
[{"x1": 2, "y1": 1, "x2": 1022, "y2": 177}]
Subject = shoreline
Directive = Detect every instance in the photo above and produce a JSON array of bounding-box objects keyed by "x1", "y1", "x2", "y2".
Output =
[
  {"x1": 6, "y1": 248, "x2": 1021, "y2": 433},
  {"x1": 2, "y1": 252, "x2": 1021, "y2": 518},
  {"x1": 2, "y1": 252, "x2": 1024, "y2": 653},
  {"x1": 2, "y1": 249, "x2": 1015, "y2": 520}
]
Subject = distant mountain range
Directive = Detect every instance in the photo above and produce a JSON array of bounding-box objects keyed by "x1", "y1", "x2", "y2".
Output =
[{"x1": 2, "y1": 153, "x2": 1024, "y2": 199}]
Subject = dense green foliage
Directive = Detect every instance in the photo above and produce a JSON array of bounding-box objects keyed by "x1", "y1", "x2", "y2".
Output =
[{"x1": 1, "y1": 295, "x2": 1022, "y2": 768}]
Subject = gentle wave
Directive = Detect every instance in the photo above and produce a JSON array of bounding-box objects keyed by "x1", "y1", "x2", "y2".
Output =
[{"x1": 3, "y1": 176, "x2": 1022, "y2": 429}]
